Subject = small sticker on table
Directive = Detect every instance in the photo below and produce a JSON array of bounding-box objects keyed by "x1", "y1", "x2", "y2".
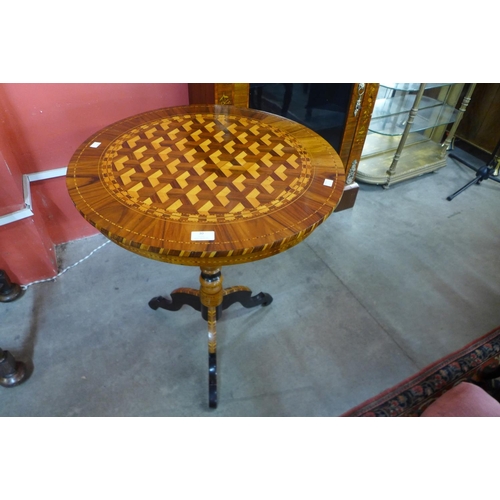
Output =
[
  {"x1": 323, "y1": 179, "x2": 334, "y2": 187},
  {"x1": 191, "y1": 231, "x2": 215, "y2": 241},
  {"x1": 90, "y1": 142, "x2": 101, "y2": 148}
]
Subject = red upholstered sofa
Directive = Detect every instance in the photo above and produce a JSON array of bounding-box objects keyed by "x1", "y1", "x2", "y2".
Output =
[{"x1": 421, "y1": 382, "x2": 500, "y2": 417}]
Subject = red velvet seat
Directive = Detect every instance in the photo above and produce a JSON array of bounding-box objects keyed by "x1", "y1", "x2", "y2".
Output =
[{"x1": 421, "y1": 382, "x2": 500, "y2": 417}]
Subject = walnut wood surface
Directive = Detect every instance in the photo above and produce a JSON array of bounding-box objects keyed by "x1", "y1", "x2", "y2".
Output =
[{"x1": 67, "y1": 105, "x2": 344, "y2": 266}]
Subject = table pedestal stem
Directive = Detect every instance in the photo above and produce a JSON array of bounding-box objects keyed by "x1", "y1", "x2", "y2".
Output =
[{"x1": 199, "y1": 267, "x2": 224, "y2": 409}]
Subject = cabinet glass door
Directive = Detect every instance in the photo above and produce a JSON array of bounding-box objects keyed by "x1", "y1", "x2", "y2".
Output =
[{"x1": 249, "y1": 83, "x2": 353, "y2": 152}]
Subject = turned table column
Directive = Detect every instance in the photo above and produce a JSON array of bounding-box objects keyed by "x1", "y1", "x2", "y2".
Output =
[{"x1": 199, "y1": 267, "x2": 223, "y2": 408}]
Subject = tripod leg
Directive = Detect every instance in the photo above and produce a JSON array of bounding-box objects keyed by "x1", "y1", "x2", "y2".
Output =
[
  {"x1": 447, "y1": 166, "x2": 492, "y2": 201},
  {"x1": 149, "y1": 288, "x2": 201, "y2": 312},
  {"x1": 447, "y1": 177, "x2": 481, "y2": 201}
]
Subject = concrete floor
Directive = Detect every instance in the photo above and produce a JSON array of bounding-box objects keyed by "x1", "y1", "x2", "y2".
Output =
[{"x1": 2, "y1": 151, "x2": 500, "y2": 416}]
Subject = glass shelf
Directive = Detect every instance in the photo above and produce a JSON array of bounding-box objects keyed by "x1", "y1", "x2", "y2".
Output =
[
  {"x1": 372, "y1": 95, "x2": 443, "y2": 119},
  {"x1": 357, "y1": 138, "x2": 446, "y2": 185},
  {"x1": 380, "y1": 83, "x2": 452, "y2": 91},
  {"x1": 357, "y1": 83, "x2": 470, "y2": 186},
  {"x1": 368, "y1": 103, "x2": 458, "y2": 136},
  {"x1": 362, "y1": 131, "x2": 430, "y2": 158}
]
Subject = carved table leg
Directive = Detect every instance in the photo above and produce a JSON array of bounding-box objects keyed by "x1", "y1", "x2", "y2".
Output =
[
  {"x1": 222, "y1": 286, "x2": 273, "y2": 311},
  {"x1": 149, "y1": 288, "x2": 201, "y2": 313},
  {"x1": 0, "y1": 348, "x2": 28, "y2": 388}
]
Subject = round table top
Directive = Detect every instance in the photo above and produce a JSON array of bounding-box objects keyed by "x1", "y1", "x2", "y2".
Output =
[{"x1": 67, "y1": 105, "x2": 345, "y2": 266}]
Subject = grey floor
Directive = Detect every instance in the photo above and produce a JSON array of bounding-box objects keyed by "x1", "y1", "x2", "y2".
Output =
[{"x1": 2, "y1": 151, "x2": 500, "y2": 417}]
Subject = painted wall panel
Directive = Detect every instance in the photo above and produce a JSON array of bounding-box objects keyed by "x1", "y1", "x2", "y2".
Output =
[{"x1": 0, "y1": 83, "x2": 189, "y2": 284}]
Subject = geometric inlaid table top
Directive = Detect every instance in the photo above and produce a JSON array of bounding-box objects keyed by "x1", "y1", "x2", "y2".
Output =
[{"x1": 67, "y1": 105, "x2": 345, "y2": 266}]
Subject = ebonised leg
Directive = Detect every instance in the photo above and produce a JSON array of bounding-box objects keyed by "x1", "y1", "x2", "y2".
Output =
[
  {"x1": 149, "y1": 286, "x2": 273, "y2": 315},
  {"x1": 222, "y1": 286, "x2": 273, "y2": 311},
  {"x1": 149, "y1": 288, "x2": 223, "y2": 321},
  {"x1": 149, "y1": 288, "x2": 201, "y2": 312}
]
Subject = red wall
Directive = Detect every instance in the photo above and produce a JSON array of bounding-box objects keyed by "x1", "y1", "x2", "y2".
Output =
[{"x1": 0, "y1": 84, "x2": 189, "y2": 285}]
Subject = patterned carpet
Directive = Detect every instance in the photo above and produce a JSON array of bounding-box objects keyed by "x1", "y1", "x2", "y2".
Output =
[{"x1": 342, "y1": 326, "x2": 500, "y2": 417}]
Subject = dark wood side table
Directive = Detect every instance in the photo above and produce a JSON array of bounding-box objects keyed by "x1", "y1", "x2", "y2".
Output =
[{"x1": 67, "y1": 104, "x2": 345, "y2": 408}]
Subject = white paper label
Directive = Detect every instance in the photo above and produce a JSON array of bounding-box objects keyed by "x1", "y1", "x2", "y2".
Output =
[
  {"x1": 323, "y1": 179, "x2": 334, "y2": 187},
  {"x1": 90, "y1": 142, "x2": 101, "y2": 148},
  {"x1": 191, "y1": 231, "x2": 215, "y2": 241}
]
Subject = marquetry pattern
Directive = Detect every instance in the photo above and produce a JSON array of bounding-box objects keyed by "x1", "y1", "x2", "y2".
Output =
[
  {"x1": 100, "y1": 113, "x2": 312, "y2": 223},
  {"x1": 67, "y1": 105, "x2": 345, "y2": 266}
]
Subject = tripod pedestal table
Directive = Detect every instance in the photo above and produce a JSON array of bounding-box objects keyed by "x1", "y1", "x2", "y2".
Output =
[{"x1": 66, "y1": 104, "x2": 344, "y2": 408}]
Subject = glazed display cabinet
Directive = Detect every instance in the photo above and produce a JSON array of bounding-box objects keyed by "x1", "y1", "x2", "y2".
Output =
[{"x1": 357, "y1": 83, "x2": 476, "y2": 187}]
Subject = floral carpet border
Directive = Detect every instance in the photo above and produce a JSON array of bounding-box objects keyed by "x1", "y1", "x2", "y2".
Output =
[{"x1": 342, "y1": 326, "x2": 500, "y2": 417}]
